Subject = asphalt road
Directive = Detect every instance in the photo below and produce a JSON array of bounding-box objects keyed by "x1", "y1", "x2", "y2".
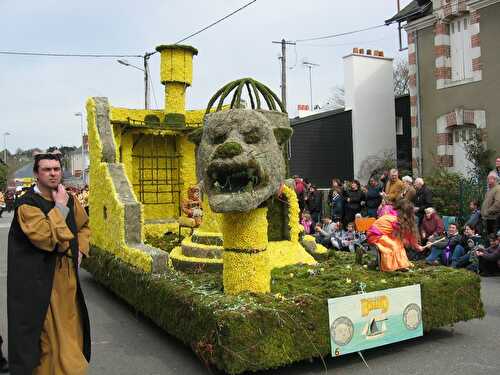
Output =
[{"x1": 1, "y1": 210, "x2": 499, "y2": 375}]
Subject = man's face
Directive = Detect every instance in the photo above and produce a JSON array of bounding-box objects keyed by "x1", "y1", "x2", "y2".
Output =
[
  {"x1": 487, "y1": 175, "x2": 497, "y2": 187},
  {"x1": 448, "y1": 225, "x2": 458, "y2": 236},
  {"x1": 414, "y1": 180, "x2": 423, "y2": 190},
  {"x1": 390, "y1": 170, "x2": 398, "y2": 182},
  {"x1": 35, "y1": 159, "x2": 62, "y2": 190}
]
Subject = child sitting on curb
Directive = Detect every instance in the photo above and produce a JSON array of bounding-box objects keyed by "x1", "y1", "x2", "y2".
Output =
[
  {"x1": 451, "y1": 224, "x2": 483, "y2": 269},
  {"x1": 313, "y1": 216, "x2": 335, "y2": 248},
  {"x1": 330, "y1": 219, "x2": 344, "y2": 250},
  {"x1": 340, "y1": 222, "x2": 367, "y2": 253},
  {"x1": 300, "y1": 211, "x2": 314, "y2": 235}
]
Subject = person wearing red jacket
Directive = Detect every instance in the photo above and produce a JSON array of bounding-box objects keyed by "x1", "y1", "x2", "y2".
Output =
[{"x1": 420, "y1": 207, "x2": 444, "y2": 244}]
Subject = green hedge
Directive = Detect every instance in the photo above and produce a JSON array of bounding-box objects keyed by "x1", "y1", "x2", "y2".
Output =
[
  {"x1": 424, "y1": 168, "x2": 485, "y2": 219},
  {"x1": 83, "y1": 247, "x2": 484, "y2": 374}
]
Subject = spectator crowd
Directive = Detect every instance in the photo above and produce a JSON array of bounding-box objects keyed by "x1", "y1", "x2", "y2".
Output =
[{"x1": 294, "y1": 165, "x2": 500, "y2": 276}]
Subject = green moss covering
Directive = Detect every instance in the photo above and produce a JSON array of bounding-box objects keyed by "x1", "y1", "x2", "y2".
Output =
[
  {"x1": 164, "y1": 113, "x2": 186, "y2": 128},
  {"x1": 266, "y1": 196, "x2": 290, "y2": 241},
  {"x1": 144, "y1": 114, "x2": 161, "y2": 124},
  {"x1": 213, "y1": 142, "x2": 243, "y2": 159},
  {"x1": 190, "y1": 233, "x2": 223, "y2": 246},
  {"x1": 83, "y1": 247, "x2": 484, "y2": 374},
  {"x1": 155, "y1": 44, "x2": 199, "y2": 55},
  {"x1": 145, "y1": 232, "x2": 182, "y2": 253}
]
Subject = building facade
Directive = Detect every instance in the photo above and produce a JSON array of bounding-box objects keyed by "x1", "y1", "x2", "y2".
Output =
[{"x1": 388, "y1": 0, "x2": 500, "y2": 176}]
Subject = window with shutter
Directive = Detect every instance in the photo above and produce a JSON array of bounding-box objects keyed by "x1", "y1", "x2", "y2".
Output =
[
  {"x1": 463, "y1": 17, "x2": 473, "y2": 79},
  {"x1": 450, "y1": 15, "x2": 473, "y2": 82}
]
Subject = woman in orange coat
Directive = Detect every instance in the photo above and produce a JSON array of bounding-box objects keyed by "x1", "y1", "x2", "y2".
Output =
[{"x1": 367, "y1": 200, "x2": 423, "y2": 272}]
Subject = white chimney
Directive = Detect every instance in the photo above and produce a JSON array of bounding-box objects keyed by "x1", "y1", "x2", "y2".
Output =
[{"x1": 343, "y1": 50, "x2": 396, "y2": 182}]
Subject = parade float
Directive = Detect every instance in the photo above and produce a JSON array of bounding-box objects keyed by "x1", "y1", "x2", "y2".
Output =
[{"x1": 83, "y1": 44, "x2": 484, "y2": 374}]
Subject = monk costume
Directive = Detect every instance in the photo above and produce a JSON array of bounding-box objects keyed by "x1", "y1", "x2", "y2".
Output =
[
  {"x1": 7, "y1": 186, "x2": 91, "y2": 375},
  {"x1": 367, "y1": 214, "x2": 417, "y2": 272}
]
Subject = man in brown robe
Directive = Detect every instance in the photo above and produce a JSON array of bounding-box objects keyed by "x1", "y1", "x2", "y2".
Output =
[{"x1": 8, "y1": 153, "x2": 91, "y2": 374}]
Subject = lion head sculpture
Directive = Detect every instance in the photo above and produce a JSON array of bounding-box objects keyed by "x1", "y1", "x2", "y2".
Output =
[{"x1": 189, "y1": 78, "x2": 292, "y2": 213}]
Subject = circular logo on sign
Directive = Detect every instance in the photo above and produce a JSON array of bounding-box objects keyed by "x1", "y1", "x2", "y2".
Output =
[
  {"x1": 403, "y1": 303, "x2": 422, "y2": 330},
  {"x1": 331, "y1": 316, "x2": 354, "y2": 346}
]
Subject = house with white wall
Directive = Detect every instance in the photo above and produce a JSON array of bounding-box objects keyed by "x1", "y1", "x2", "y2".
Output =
[{"x1": 290, "y1": 48, "x2": 402, "y2": 186}]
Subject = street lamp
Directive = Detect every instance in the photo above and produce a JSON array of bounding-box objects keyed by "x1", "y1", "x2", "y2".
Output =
[
  {"x1": 3, "y1": 132, "x2": 10, "y2": 163},
  {"x1": 74, "y1": 112, "x2": 86, "y2": 184},
  {"x1": 302, "y1": 60, "x2": 320, "y2": 111},
  {"x1": 117, "y1": 52, "x2": 154, "y2": 109}
]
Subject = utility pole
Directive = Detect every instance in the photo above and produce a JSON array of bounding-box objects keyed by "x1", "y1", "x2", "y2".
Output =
[
  {"x1": 3, "y1": 132, "x2": 10, "y2": 163},
  {"x1": 272, "y1": 39, "x2": 296, "y2": 112},
  {"x1": 74, "y1": 113, "x2": 85, "y2": 184},
  {"x1": 143, "y1": 51, "x2": 155, "y2": 109},
  {"x1": 396, "y1": 0, "x2": 407, "y2": 51},
  {"x1": 302, "y1": 61, "x2": 319, "y2": 111},
  {"x1": 118, "y1": 51, "x2": 155, "y2": 109}
]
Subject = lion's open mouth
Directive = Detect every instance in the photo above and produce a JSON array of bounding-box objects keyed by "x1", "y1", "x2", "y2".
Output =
[{"x1": 207, "y1": 160, "x2": 264, "y2": 194}]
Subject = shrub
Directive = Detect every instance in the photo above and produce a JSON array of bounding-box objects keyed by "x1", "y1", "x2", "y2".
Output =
[
  {"x1": 425, "y1": 168, "x2": 486, "y2": 220},
  {"x1": 424, "y1": 168, "x2": 463, "y2": 217}
]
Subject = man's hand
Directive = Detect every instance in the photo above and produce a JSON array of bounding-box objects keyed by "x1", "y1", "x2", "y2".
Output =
[{"x1": 52, "y1": 184, "x2": 69, "y2": 206}]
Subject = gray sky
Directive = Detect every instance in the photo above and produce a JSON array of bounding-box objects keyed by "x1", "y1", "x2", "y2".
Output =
[{"x1": 0, "y1": 0, "x2": 411, "y2": 152}]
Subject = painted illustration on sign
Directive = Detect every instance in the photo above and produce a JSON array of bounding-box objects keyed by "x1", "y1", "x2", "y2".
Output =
[{"x1": 328, "y1": 284, "x2": 423, "y2": 357}]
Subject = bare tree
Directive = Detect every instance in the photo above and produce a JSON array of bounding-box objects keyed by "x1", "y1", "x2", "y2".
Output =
[
  {"x1": 393, "y1": 58, "x2": 409, "y2": 96},
  {"x1": 322, "y1": 59, "x2": 410, "y2": 108},
  {"x1": 322, "y1": 85, "x2": 345, "y2": 109},
  {"x1": 357, "y1": 149, "x2": 397, "y2": 182}
]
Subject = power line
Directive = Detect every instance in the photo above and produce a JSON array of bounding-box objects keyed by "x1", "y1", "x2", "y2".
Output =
[
  {"x1": 299, "y1": 34, "x2": 395, "y2": 48},
  {"x1": 294, "y1": 24, "x2": 387, "y2": 43},
  {"x1": 173, "y1": 0, "x2": 257, "y2": 45},
  {"x1": 0, "y1": 51, "x2": 142, "y2": 58},
  {"x1": 147, "y1": 64, "x2": 159, "y2": 109},
  {"x1": 1, "y1": 1, "x2": 258, "y2": 60}
]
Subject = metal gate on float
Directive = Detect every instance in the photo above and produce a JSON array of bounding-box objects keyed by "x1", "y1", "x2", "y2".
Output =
[{"x1": 131, "y1": 133, "x2": 182, "y2": 216}]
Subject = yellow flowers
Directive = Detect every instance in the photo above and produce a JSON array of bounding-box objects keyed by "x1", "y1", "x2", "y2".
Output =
[
  {"x1": 221, "y1": 208, "x2": 268, "y2": 251},
  {"x1": 267, "y1": 241, "x2": 316, "y2": 268},
  {"x1": 220, "y1": 208, "x2": 269, "y2": 295},
  {"x1": 178, "y1": 136, "x2": 197, "y2": 205},
  {"x1": 223, "y1": 250, "x2": 271, "y2": 295},
  {"x1": 157, "y1": 44, "x2": 197, "y2": 86},
  {"x1": 144, "y1": 223, "x2": 179, "y2": 239},
  {"x1": 123, "y1": 246, "x2": 153, "y2": 273},
  {"x1": 281, "y1": 185, "x2": 301, "y2": 243},
  {"x1": 87, "y1": 98, "x2": 153, "y2": 273}
]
